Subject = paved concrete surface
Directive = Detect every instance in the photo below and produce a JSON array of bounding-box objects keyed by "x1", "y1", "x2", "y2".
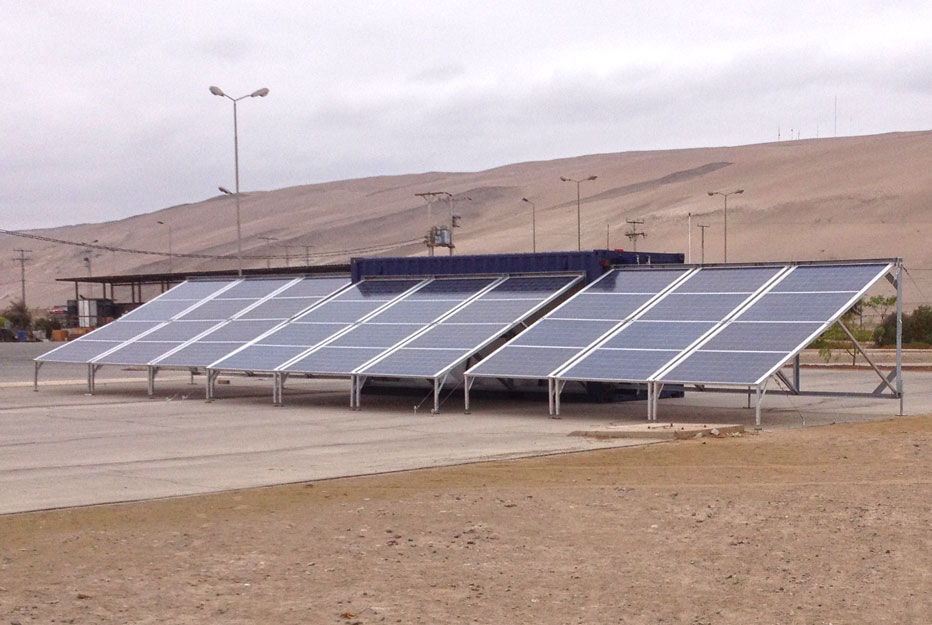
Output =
[{"x1": 2, "y1": 343, "x2": 931, "y2": 514}]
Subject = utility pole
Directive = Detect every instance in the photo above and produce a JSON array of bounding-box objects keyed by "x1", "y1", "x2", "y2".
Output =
[
  {"x1": 259, "y1": 236, "x2": 277, "y2": 269},
  {"x1": 13, "y1": 248, "x2": 31, "y2": 305},
  {"x1": 624, "y1": 219, "x2": 646, "y2": 252},
  {"x1": 303, "y1": 245, "x2": 314, "y2": 266},
  {"x1": 698, "y1": 224, "x2": 710, "y2": 265}
]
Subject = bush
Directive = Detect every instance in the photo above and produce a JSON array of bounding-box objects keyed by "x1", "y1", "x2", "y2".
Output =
[
  {"x1": 33, "y1": 316, "x2": 62, "y2": 339},
  {"x1": 1, "y1": 300, "x2": 32, "y2": 331},
  {"x1": 874, "y1": 305, "x2": 932, "y2": 346}
]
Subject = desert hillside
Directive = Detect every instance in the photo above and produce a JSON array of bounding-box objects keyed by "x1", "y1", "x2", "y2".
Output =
[{"x1": 2, "y1": 131, "x2": 929, "y2": 311}]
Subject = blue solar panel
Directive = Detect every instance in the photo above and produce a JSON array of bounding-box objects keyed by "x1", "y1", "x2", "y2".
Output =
[
  {"x1": 600, "y1": 321, "x2": 716, "y2": 350},
  {"x1": 480, "y1": 275, "x2": 577, "y2": 299},
  {"x1": 258, "y1": 323, "x2": 348, "y2": 346},
  {"x1": 638, "y1": 293, "x2": 750, "y2": 322},
  {"x1": 328, "y1": 324, "x2": 421, "y2": 348},
  {"x1": 676, "y1": 267, "x2": 782, "y2": 293},
  {"x1": 407, "y1": 278, "x2": 496, "y2": 298},
  {"x1": 334, "y1": 280, "x2": 421, "y2": 300},
  {"x1": 552, "y1": 293, "x2": 653, "y2": 320},
  {"x1": 403, "y1": 323, "x2": 508, "y2": 349},
  {"x1": 367, "y1": 300, "x2": 465, "y2": 324},
  {"x1": 80, "y1": 321, "x2": 161, "y2": 341},
  {"x1": 157, "y1": 342, "x2": 244, "y2": 368},
  {"x1": 701, "y1": 321, "x2": 824, "y2": 352},
  {"x1": 361, "y1": 347, "x2": 469, "y2": 377},
  {"x1": 737, "y1": 292, "x2": 855, "y2": 322},
  {"x1": 444, "y1": 299, "x2": 548, "y2": 324},
  {"x1": 214, "y1": 345, "x2": 310, "y2": 371},
  {"x1": 512, "y1": 319, "x2": 617, "y2": 347},
  {"x1": 468, "y1": 346, "x2": 584, "y2": 378},
  {"x1": 177, "y1": 298, "x2": 252, "y2": 321},
  {"x1": 120, "y1": 299, "x2": 199, "y2": 321},
  {"x1": 237, "y1": 297, "x2": 324, "y2": 320},
  {"x1": 198, "y1": 319, "x2": 282, "y2": 342},
  {"x1": 282, "y1": 347, "x2": 387, "y2": 374},
  {"x1": 141, "y1": 321, "x2": 218, "y2": 342},
  {"x1": 219, "y1": 279, "x2": 293, "y2": 298},
  {"x1": 276, "y1": 276, "x2": 349, "y2": 297},
  {"x1": 659, "y1": 350, "x2": 788, "y2": 385},
  {"x1": 296, "y1": 300, "x2": 389, "y2": 323},
  {"x1": 771, "y1": 263, "x2": 888, "y2": 292},
  {"x1": 35, "y1": 339, "x2": 124, "y2": 363},
  {"x1": 584, "y1": 269, "x2": 689, "y2": 293},
  {"x1": 158, "y1": 280, "x2": 232, "y2": 300},
  {"x1": 561, "y1": 348, "x2": 681, "y2": 382},
  {"x1": 95, "y1": 341, "x2": 185, "y2": 365}
]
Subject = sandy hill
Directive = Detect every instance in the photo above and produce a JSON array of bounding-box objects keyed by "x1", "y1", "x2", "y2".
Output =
[{"x1": 2, "y1": 130, "x2": 930, "y2": 312}]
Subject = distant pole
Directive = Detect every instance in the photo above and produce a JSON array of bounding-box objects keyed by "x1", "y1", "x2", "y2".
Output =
[
  {"x1": 606, "y1": 223, "x2": 610, "y2": 249},
  {"x1": 624, "y1": 218, "x2": 646, "y2": 252},
  {"x1": 687, "y1": 212, "x2": 692, "y2": 263},
  {"x1": 707, "y1": 189, "x2": 744, "y2": 262},
  {"x1": 304, "y1": 245, "x2": 314, "y2": 266},
  {"x1": 698, "y1": 224, "x2": 710, "y2": 265},
  {"x1": 13, "y1": 248, "x2": 30, "y2": 305},
  {"x1": 210, "y1": 85, "x2": 270, "y2": 277},
  {"x1": 415, "y1": 192, "x2": 443, "y2": 256},
  {"x1": 156, "y1": 220, "x2": 173, "y2": 273},
  {"x1": 259, "y1": 236, "x2": 277, "y2": 269},
  {"x1": 522, "y1": 198, "x2": 536, "y2": 252},
  {"x1": 560, "y1": 175, "x2": 597, "y2": 251}
]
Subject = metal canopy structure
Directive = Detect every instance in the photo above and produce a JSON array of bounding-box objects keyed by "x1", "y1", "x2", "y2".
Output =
[
  {"x1": 208, "y1": 274, "x2": 582, "y2": 411},
  {"x1": 34, "y1": 276, "x2": 352, "y2": 394},
  {"x1": 465, "y1": 259, "x2": 904, "y2": 426}
]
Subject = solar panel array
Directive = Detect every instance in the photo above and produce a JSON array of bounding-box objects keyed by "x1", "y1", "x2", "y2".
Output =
[
  {"x1": 558, "y1": 266, "x2": 783, "y2": 382},
  {"x1": 357, "y1": 275, "x2": 581, "y2": 378},
  {"x1": 465, "y1": 268, "x2": 689, "y2": 379},
  {"x1": 36, "y1": 277, "x2": 351, "y2": 366},
  {"x1": 657, "y1": 263, "x2": 891, "y2": 385},
  {"x1": 467, "y1": 262, "x2": 894, "y2": 389},
  {"x1": 212, "y1": 274, "x2": 581, "y2": 378}
]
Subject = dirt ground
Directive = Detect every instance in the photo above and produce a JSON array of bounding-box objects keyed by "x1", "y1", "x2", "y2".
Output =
[{"x1": 2, "y1": 415, "x2": 931, "y2": 625}]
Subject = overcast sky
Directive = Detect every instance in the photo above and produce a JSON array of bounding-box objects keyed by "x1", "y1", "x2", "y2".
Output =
[{"x1": 2, "y1": 1, "x2": 931, "y2": 230}]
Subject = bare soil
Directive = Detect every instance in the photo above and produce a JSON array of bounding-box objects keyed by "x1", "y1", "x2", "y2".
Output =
[{"x1": 3, "y1": 415, "x2": 932, "y2": 625}]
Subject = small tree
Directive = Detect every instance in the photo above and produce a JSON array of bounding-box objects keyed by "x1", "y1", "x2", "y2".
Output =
[{"x1": 2, "y1": 300, "x2": 32, "y2": 331}]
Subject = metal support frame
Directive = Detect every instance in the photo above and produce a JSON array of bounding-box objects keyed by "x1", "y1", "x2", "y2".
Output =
[
  {"x1": 205, "y1": 369, "x2": 221, "y2": 402},
  {"x1": 33, "y1": 361, "x2": 42, "y2": 391},
  {"x1": 147, "y1": 366, "x2": 158, "y2": 397},
  {"x1": 430, "y1": 373, "x2": 450, "y2": 414},
  {"x1": 463, "y1": 376, "x2": 475, "y2": 412},
  {"x1": 86, "y1": 363, "x2": 102, "y2": 395}
]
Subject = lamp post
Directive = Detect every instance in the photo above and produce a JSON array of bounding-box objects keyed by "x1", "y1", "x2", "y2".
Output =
[
  {"x1": 707, "y1": 188, "x2": 743, "y2": 262},
  {"x1": 258, "y1": 236, "x2": 278, "y2": 269},
  {"x1": 522, "y1": 197, "x2": 536, "y2": 252},
  {"x1": 156, "y1": 220, "x2": 173, "y2": 273},
  {"x1": 210, "y1": 85, "x2": 270, "y2": 277},
  {"x1": 560, "y1": 175, "x2": 597, "y2": 251},
  {"x1": 698, "y1": 224, "x2": 710, "y2": 265}
]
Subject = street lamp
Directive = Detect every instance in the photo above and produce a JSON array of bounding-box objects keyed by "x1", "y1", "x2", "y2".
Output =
[
  {"x1": 560, "y1": 175, "x2": 597, "y2": 251},
  {"x1": 522, "y1": 197, "x2": 536, "y2": 253},
  {"x1": 258, "y1": 236, "x2": 278, "y2": 269},
  {"x1": 156, "y1": 220, "x2": 173, "y2": 273},
  {"x1": 210, "y1": 85, "x2": 270, "y2": 277},
  {"x1": 707, "y1": 188, "x2": 744, "y2": 263}
]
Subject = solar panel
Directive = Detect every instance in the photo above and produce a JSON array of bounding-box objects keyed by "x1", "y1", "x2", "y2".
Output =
[
  {"x1": 658, "y1": 262, "x2": 893, "y2": 385},
  {"x1": 211, "y1": 277, "x2": 429, "y2": 372},
  {"x1": 357, "y1": 275, "x2": 582, "y2": 379},
  {"x1": 157, "y1": 277, "x2": 351, "y2": 368},
  {"x1": 556, "y1": 265, "x2": 784, "y2": 382},
  {"x1": 466, "y1": 268, "x2": 687, "y2": 380}
]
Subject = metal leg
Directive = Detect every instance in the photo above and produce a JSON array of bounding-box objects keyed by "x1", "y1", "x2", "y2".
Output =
[
  {"x1": 646, "y1": 383, "x2": 653, "y2": 421},
  {"x1": 86, "y1": 363, "x2": 95, "y2": 395},
  {"x1": 349, "y1": 375, "x2": 356, "y2": 409},
  {"x1": 147, "y1": 366, "x2": 155, "y2": 398},
  {"x1": 464, "y1": 375, "x2": 474, "y2": 413},
  {"x1": 793, "y1": 354, "x2": 800, "y2": 391},
  {"x1": 755, "y1": 384, "x2": 763, "y2": 429},
  {"x1": 554, "y1": 380, "x2": 565, "y2": 416},
  {"x1": 432, "y1": 378, "x2": 440, "y2": 414},
  {"x1": 34, "y1": 361, "x2": 41, "y2": 392},
  {"x1": 355, "y1": 375, "x2": 366, "y2": 410},
  {"x1": 548, "y1": 378, "x2": 554, "y2": 416},
  {"x1": 896, "y1": 263, "x2": 904, "y2": 416},
  {"x1": 205, "y1": 369, "x2": 216, "y2": 402}
]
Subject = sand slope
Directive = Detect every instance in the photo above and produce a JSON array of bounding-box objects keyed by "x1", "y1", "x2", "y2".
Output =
[{"x1": 2, "y1": 130, "x2": 929, "y2": 310}]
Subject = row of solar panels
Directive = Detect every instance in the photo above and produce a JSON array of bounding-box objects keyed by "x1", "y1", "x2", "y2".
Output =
[
  {"x1": 37, "y1": 274, "x2": 582, "y2": 382},
  {"x1": 466, "y1": 261, "x2": 893, "y2": 388}
]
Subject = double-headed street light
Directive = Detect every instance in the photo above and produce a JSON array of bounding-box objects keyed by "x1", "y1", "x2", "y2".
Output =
[
  {"x1": 707, "y1": 188, "x2": 743, "y2": 263},
  {"x1": 560, "y1": 175, "x2": 597, "y2": 251},
  {"x1": 156, "y1": 220, "x2": 173, "y2": 273},
  {"x1": 210, "y1": 85, "x2": 270, "y2": 276}
]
